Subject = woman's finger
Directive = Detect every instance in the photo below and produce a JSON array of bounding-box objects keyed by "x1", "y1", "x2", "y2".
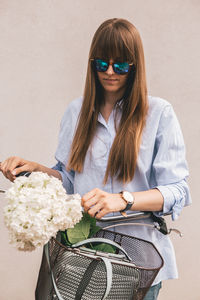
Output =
[
  {"x1": 1, "y1": 161, "x2": 15, "y2": 181},
  {"x1": 0, "y1": 161, "x2": 9, "y2": 178},
  {"x1": 0, "y1": 160, "x2": 8, "y2": 171},
  {"x1": 12, "y1": 165, "x2": 29, "y2": 176},
  {"x1": 82, "y1": 197, "x2": 98, "y2": 211},
  {"x1": 81, "y1": 188, "x2": 100, "y2": 205},
  {"x1": 0, "y1": 157, "x2": 31, "y2": 182},
  {"x1": 87, "y1": 201, "x2": 104, "y2": 217},
  {"x1": 1, "y1": 157, "x2": 18, "y2": 173},
  {"x1": 95, "y1": 208, "x2": 107, "y2": 219},
  {"x1": 6, "y1": 157, "x2": 23, "y2": 172},
  {"x1": 3, "y1": 157, "x2": 21, "y2": 181}
]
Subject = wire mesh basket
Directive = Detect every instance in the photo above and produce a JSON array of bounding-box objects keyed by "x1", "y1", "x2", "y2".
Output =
[
  {"x1": 95, "y1": 228, "x2": 163, "y2": 298},
  {"x1": 35, "y1": 227, "x2": 164, "y2": 300}
]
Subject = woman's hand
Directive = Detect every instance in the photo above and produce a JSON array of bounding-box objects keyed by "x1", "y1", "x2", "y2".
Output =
[
  {"x1": 81, "y1": 188, "x2": 126, "y2": 219},
  {"x1": 0, "y1": 156, "x2": 38, "y2": 182}
]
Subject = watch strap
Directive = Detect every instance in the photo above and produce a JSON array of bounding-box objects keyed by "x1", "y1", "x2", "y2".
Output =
[
  {"x1": 119, "y1": 191, "x2": 134, "y2": 212},
  {"x1": 120, "y1": 202, "x2": 133, "y2": 212}
]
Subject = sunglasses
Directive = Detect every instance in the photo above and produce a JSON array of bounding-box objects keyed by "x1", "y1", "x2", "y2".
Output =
[{"x1": 91, "y1": 58, "x2": 134, "y2": 75}]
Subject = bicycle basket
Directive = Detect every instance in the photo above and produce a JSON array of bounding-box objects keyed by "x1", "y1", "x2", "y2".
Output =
[
  {"x1": 94, "y1": 228, "x2": 164, "y2": 298},
  {"x1": 35, "y1": 229, "x2": 163, "y2": 300}
]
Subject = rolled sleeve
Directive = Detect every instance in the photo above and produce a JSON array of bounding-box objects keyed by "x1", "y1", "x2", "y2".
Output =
[
  {"x1": 52, "y1": 161, "x2": 74, "y2": 194},
  {"x1": 152, "y1": 105, "x2": 192, "y2": 220},
  {"x1": 156, "y1": 179, "x2": 191, "y2": 220}
]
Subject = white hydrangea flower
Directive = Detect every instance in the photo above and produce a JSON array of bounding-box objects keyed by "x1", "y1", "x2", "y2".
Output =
[{"x1": 3, "y1": 172, "x2": 82, "y2": 251}]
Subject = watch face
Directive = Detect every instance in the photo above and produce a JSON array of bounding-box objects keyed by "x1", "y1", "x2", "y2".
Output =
[{"x1": 123, "y1": 191, "x2": 134, "y2": 203}]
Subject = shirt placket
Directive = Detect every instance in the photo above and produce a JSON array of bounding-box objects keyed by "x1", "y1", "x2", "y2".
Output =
[{"x1": 97, "y1": 109, "x2": 119, "y2": 194}]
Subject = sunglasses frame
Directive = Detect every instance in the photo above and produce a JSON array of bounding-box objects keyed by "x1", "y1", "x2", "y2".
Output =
[{"x1": 90, "y1": 58, "x2": 134, "y2": 75}]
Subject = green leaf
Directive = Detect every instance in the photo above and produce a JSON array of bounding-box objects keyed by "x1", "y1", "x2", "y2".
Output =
[
  {"x1": 93, "y1": 243, "x2": 116, "y2": 254},
  {"x1": 82, "y1": 212, "x2": 96, "y2": 227},
  {"x1": 60, "y1": 231, "x2": 72, "y2": 247},
  {"x1": 90, "y1": 224, "x2": 101, "y2": 237},
  {"x1": 62, "y1": 213, "x2": 114, "y2": 254},
  {"x1": 81, "y1": 212, "x2": 101, "y2": 237},
  {"x1": 67, "y1": 214, "x2": 91, "y2": 244}
]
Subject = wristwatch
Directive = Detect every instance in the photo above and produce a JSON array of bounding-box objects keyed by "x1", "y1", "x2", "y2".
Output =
[{"x1": 119, "y1": 191, "x2": 134, "y2": 212}]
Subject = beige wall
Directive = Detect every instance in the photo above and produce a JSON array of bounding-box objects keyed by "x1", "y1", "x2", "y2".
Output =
[{"x1": 0, "y1": 1, "x2": 199, "y2": 299}]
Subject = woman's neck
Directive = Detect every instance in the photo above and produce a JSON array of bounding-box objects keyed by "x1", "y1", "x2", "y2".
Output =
[
  {"x1": 103, "y1": 90, "x2": 124, "y2": 107},
  {"x1": 100, "y1": 91, "x2": 123, "y2": 123}
]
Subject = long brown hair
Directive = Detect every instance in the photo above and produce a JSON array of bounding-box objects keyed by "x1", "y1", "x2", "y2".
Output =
[{"x1": 68, "y1": 18, "x2": 148, "y2": 184}]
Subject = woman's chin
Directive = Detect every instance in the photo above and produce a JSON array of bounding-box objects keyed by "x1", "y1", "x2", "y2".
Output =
[{"x1": 103, "y1": 86, "x2": 122, "y2": 94}]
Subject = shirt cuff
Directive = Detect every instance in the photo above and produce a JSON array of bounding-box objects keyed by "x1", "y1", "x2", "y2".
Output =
[
  {"x1": 155, "y1": 184, "x2": 186, "y2": 221},
  {"x1": 52, "y1": 162, "x2": 74, "y2": 194}
]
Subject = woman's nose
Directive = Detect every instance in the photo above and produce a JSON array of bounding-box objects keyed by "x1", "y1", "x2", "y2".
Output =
[{"x1": 105, "y1": 64, "x2": 114, "y2": 75}]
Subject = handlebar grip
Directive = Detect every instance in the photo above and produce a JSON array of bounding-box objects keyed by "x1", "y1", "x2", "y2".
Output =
[{"x1": 16, "y1": 171, "x2": 31, "y2": 177}]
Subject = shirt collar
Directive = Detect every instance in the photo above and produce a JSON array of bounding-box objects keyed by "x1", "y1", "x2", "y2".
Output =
[
  {"x1": 115, "y1": 98, "x2": 124, "y2": 110},
  {"x1": 93, "y1": 97, "x2": 124, "y2": 112}
]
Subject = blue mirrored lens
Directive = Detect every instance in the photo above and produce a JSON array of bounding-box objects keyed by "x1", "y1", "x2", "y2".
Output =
[
  {"x1": 113, "y1": 62, "x2": 130, "y2": 74},
  {"x1": 95, "y1": 59, "x2": 108, "y2": 72}
]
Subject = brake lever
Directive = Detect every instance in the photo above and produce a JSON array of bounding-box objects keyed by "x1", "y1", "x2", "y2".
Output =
[
  {"x1": 151, "y1": 214, "x2": 183, "y2": 237},
  {"x1": 168, "y1": 228, "x2": 183, "y2": 237}
]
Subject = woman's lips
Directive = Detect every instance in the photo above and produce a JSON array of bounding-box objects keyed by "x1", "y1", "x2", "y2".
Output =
[{"x1": 103, "y1": 78, "x2": 118, "y2": 84}]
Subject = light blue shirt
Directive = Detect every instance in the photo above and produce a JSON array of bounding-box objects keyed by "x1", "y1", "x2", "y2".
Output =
[{"x1": 52, "y1": 95, "x2": 191, "y2": 285}]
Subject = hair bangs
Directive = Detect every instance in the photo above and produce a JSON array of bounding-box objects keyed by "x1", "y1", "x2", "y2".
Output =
[{"x1": 91, "y1": 26, "x2": 133, "y2": 63}]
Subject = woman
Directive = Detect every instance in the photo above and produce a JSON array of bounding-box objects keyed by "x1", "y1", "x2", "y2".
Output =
[{"x1": 0, "y1": 18, "x2": 191, "y2": 299}]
